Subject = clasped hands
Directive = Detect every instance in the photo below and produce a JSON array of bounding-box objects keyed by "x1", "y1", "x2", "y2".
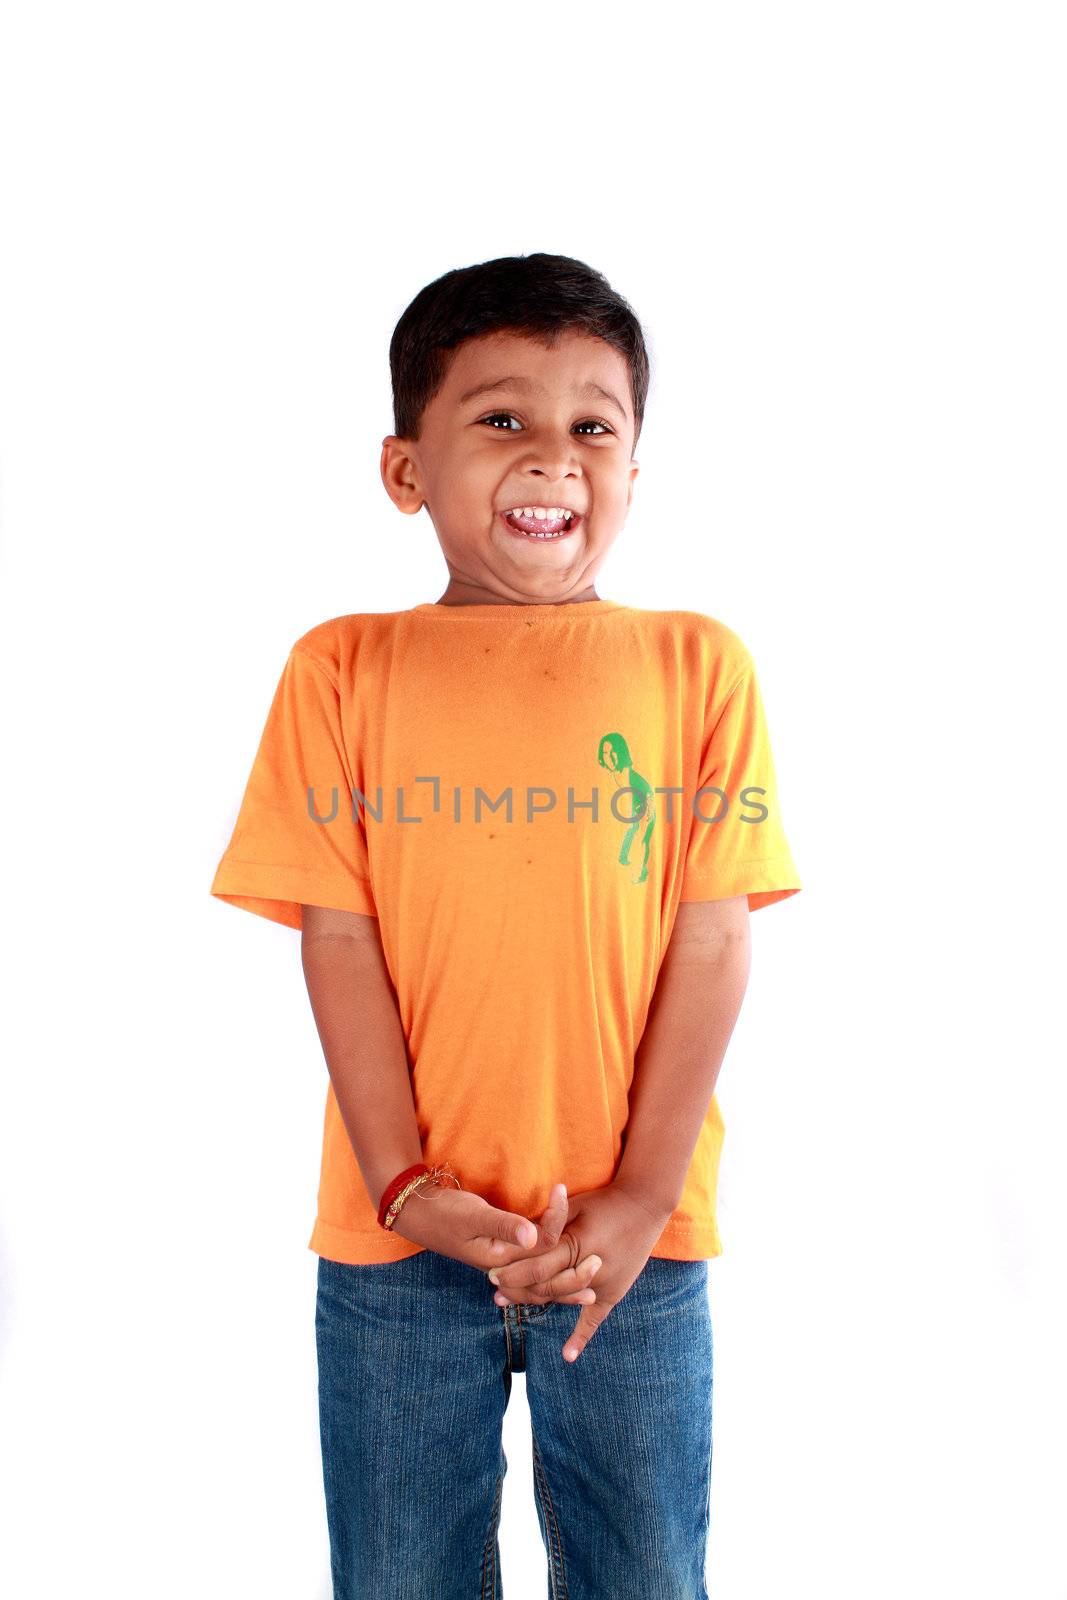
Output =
[{"x1": 484, "y1": 1179, "x2": 671, "y2": 1364}]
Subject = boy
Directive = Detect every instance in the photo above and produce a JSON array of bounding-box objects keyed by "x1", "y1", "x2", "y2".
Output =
[{"x1": 210, "y1": 252, "x2": 801, "y2": 1599}]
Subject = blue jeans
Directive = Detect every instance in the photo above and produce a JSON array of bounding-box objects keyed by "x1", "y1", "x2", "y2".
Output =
[{"x1": 315, "y1": 1247, "x2": 713, "y2": 1599}]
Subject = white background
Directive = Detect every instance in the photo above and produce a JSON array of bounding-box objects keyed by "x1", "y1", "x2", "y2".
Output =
[{"x1": 1, "y1": 3, "x2": 1064, "y2": 1596}]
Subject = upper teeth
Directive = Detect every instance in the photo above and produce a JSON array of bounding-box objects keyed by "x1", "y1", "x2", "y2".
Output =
[{"x1": 507, "y1": 507, "x2": 575, "y2": 520}]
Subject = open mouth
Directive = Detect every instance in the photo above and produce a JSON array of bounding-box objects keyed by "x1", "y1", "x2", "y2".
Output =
[{"x1": 500, "y1": 506, "x2": 582, "y2": 541}]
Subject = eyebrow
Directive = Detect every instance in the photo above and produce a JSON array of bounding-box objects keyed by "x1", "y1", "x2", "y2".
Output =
[{"x1": 457, "y1": 374, "x2": 629, "y2": 423}]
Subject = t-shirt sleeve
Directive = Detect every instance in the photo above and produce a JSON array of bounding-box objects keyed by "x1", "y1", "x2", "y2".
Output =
[
  {"x1": 210, "y1": 645, "x2": 377, "y2": 929},
  {"x1": 679, "y1": 657, "x2": 801, "y2": 911}
]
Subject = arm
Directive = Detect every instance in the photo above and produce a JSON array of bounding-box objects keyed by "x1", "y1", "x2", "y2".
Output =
[
  {"x1": 300, "y1": 903, "x2": 424, "y2": 1213},
  {"x1": 489, "y1": 896, "x2": 752, "y2": 1349},
  {"x1": 614, "y1": 894, "x2": 752, "y2": 1218},
  {"x1": 301, "y1": 904, "x2": 560, "y2": 1265}
]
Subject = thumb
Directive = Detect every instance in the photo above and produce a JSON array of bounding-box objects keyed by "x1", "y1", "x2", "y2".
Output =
[
  {"x1": 486, "y1": 1184, "x2": 563, "y2": 1254},
  {"x1": 562, "y1": 1302, "x2": 609, "y2": 1364},
  {"x1": 536, "y1": 1182, "x2": 569, "y2": 1246},
  {"x1": 492, "y1": 1209, "x2": 537, "y2": 1250}
]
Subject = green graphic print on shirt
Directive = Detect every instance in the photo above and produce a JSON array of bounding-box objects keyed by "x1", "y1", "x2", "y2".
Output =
[{"x1": 597, "y1": 732, "x2": 657, "y2": 885}]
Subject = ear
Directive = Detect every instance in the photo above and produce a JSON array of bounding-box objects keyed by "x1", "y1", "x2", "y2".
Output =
[
  {"x1": 380, "y1": 435, "x2": 425, "y2": 515},
  {"x1": 626, "y1": 459, "x2": 639, "y2": 510}
]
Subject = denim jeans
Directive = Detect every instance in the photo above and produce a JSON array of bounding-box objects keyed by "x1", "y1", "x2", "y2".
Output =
[{"x1": 315, "y1": 1246, "x2": 713, "y2": 1599}]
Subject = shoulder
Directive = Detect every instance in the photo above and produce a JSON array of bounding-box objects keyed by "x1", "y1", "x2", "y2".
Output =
[
  {"x1": 287, "y1": 610, "x2": 400, "y2": 686},
  {"x1": 626, "y1": 606, "x2": 755, "y2": 685},
  {"x1": 669, "y1": 608, "x2": 752, "y2": 665}
]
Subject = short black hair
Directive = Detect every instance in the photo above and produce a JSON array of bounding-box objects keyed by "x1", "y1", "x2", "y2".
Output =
[{"x1": 389, "y1": 253, "x2": 650, "y2": 448}]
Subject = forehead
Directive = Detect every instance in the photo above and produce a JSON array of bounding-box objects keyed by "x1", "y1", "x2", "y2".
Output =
[{"x1": 439, "y1": 329, "x2": 632, "y2": 420}]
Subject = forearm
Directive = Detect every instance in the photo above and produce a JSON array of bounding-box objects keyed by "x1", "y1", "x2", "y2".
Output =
[
  {"x1": 301, "y1": 927, "x2": 423, "y2": 1211},
  {"x1": 615, "y1": 924, "x2": 751, "y2": 1216}
]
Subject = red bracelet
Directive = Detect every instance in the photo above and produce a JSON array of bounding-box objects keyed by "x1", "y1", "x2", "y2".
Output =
[{"x1": 377, "y1": 1163, "x2": 429, "y2": 1229}]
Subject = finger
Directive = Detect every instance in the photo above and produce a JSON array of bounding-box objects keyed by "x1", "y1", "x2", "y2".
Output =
[
  {"x1": 531, "y1": 1254, "x2": 602, "y2": 1304},
  {"x1": 494, "y1": 1255, "x2": 602, "y2": 1305},
  {"x1": 535, "y1": 1182, "x2": 569, "y2": 1247},
  {"x1": 495, "y1": 1286, "x2": 596, "y2": 1307},
  {"x1": 482, "y1": 1187, "x2": 569, "y2": 1267},
  {"x1": 562, "y1": 1303, "x2": 609, "y2": 1363},
  {"x1": 484, "y1": 1233, "x2": 552, "y2": 1267},
  {"x1": 489, "y1": 1241, "x2": 590, "y2": 1296},
  {"x1": 487, "y1": 1209, "x2": 538, "y2": 1251}
]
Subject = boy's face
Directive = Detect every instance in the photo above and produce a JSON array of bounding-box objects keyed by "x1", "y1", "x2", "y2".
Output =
[{"x1": 381, "y1": 328, "x2": 640, "y2": 605}]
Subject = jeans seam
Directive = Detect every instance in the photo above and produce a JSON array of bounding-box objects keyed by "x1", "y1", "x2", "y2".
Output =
[
  {"x1": 480, "y1": 1469, "x2": 504, "y2": 1600},
  {"x1": 531, "y1": 1426, "x2": 569, "y2": 1599}
]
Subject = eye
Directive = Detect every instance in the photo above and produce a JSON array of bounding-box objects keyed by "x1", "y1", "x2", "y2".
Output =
[
  {"x1": 479, "y1": 411, "x2": 522, "y2": 431},
  {"x1": 477, "y1": 412, "x2": 614, "y2": 435}
]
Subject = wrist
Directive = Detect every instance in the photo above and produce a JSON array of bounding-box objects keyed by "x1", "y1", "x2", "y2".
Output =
[
  {"x1": 611, "y1": 1175, "x2": 677, "y2": 1226},
  {"x1": 378, "y1": 1160, "x2": 461, "y2": 1233}
]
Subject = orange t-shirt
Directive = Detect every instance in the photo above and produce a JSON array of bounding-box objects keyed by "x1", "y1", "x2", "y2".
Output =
[{"x1": 210, "y1": 599, "x2": 801, "y2": 1263}]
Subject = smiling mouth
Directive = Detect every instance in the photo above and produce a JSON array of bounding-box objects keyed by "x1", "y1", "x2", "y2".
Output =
[{"x1": 501, "y1": 507, "x2": 582, "y2": 540}]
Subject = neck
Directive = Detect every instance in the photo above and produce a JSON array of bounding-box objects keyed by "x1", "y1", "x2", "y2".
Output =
[{"x1": 433, "y1": 578, "x2": 603, "y2": 607}]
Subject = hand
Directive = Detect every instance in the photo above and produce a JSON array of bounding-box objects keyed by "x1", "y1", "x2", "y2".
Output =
[
  {"x1": 487, "y1": 1182, "x2": 603, "y2": 1305},
  {"x1": 389, "y1": 1178, "x2": 541, "y2": 1272},
  {"x1": 389, "y1": 1177, "x2": 598, "y2": 1304},
  {"x1": 487, "y1": 1180, "x2": 673, "y2": 1363}
]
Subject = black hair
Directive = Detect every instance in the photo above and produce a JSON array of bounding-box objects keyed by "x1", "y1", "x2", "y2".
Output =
[{"x1": 388, "y1": 253, "x2": 650, "y2": 448}]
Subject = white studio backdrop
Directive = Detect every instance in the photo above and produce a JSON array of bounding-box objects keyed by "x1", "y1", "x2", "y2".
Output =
[{"x1": 1, "y1": 3, "x2": 1064, "y2": 1597}]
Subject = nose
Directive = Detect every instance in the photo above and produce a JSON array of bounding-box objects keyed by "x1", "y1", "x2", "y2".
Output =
[{"x1": 520, "y1": 431, "x2": 583, "y2": 486}]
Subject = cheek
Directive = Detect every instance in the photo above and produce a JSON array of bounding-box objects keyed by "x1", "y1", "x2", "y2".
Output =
[{"x1": 595, "y1": 474, "x2": 631, "y2": 510}]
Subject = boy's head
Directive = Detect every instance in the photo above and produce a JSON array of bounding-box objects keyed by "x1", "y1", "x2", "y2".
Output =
[{"x1": 381, "y1": 253, "x2": 648, "y2": 607}]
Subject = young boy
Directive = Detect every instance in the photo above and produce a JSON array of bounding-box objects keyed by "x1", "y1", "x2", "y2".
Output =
[{"x1": 210, "y1": 252, "x2": 801, "y2": 1599}]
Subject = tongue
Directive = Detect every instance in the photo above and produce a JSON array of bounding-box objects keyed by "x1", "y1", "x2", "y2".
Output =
[{"x1": 508, "y1": 511, "x2": 567, "y2": 535}]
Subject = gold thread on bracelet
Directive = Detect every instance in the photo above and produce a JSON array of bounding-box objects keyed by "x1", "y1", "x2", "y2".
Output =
[{"x1": 383, "y1": 1162, "x2": 461, "y2": 1229}]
